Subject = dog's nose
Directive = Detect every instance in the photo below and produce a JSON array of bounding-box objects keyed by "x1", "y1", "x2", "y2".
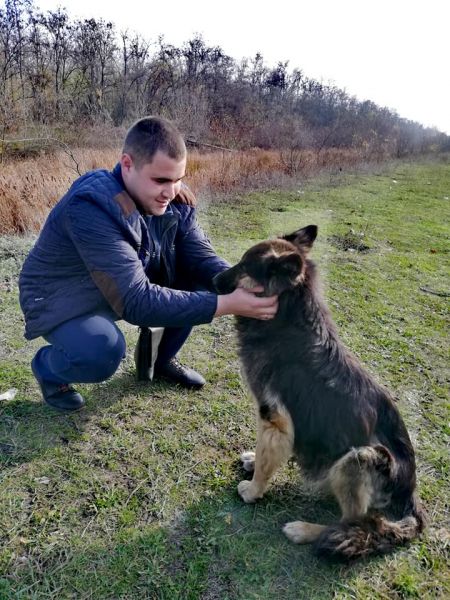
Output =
[{"x1": 212, "y1": 271, "x2": 232, "y2": 294}]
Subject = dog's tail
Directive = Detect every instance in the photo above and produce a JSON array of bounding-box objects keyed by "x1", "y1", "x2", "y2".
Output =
[{"x1": 313, "y1": 498, "x2": 425, "y2": 561}]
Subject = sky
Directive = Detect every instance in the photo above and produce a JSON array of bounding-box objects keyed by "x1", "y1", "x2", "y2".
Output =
[{"x1": 35, "y1": 0, "x2": 450, "y2": 134}]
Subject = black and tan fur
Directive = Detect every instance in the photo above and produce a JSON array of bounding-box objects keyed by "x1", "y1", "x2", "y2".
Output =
[{"x1": 213, "y1": 225, "x2": 425, "y2": 560}]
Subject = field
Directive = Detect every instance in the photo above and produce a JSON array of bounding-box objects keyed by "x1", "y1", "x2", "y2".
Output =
[{"x1": 0, "y1": 159, "x2": 449, "y2": 598}]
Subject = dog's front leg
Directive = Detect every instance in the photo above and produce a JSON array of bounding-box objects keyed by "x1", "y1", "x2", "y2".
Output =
[{"x1": 238, "y1": 406, "x2": 294, "y2": 503}]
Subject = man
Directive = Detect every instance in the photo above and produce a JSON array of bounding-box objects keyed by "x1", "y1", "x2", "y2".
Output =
[{"x1": 19, "y1": 116, "x2": 278, "y2": 411}]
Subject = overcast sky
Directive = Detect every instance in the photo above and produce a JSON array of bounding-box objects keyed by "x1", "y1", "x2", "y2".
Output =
[{"x1": 35, "y1": 0, "x2": 450, "y2": 134}]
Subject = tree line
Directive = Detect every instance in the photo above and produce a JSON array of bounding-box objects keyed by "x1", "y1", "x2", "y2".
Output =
[{"x1": 1, "y1": 0, "x2": 449, "y2": 157}]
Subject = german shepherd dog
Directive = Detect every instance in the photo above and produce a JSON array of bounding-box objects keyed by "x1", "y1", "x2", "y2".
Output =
[{"x1": 213, "y1": 225, "x2": 425, "y2": 560}]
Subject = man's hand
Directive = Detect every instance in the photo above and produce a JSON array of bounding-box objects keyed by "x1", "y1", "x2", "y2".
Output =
[{"x1": 215, "y1": 286, "x2": 278, "y2": 320}]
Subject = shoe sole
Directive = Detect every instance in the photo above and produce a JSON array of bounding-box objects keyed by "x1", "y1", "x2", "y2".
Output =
[
  {"x1": 43, "y1": 397, "x2": 85, "y2": 412},
  {"x1": 153, "y1": 374, "x2": 205, "y2": 390},
  {"x1": 32, "y1": 358, "x2": 85, "y2": 411}
]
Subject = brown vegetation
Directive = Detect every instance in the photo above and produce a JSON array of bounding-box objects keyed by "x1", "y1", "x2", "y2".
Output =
[
  {"x1": 0, "y1": 145, "x2": 381, "y2": 235},
  {"x1": 0, "y1": 147, "x2": 115, "y2": 234}
]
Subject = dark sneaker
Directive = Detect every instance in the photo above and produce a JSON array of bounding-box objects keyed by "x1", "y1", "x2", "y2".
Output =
[
  {"x1": 154, "y1": 357, "x2": 205, "y2": 390},
  {"x1": 32, "y1": 360, "x2": 85, "y2": 411}
]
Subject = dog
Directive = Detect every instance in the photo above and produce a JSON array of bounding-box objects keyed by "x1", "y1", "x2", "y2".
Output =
[{"x1": 213, "y1": 225, "x2": 425, "y2": 560}]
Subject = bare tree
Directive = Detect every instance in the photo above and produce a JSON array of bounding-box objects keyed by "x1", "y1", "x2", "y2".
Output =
[{"x1": 0, "y1": 0, "x2": 447, "y2": 155}]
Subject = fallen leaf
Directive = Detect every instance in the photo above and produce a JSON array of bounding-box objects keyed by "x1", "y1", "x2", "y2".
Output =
[{"x1": 34, "y1": 476, "x2": 50, "y2": 485}]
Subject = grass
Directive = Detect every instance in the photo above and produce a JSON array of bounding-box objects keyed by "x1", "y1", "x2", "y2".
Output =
[{"x1": 0, "y1": 158, "x2": 449, "y2": 598}]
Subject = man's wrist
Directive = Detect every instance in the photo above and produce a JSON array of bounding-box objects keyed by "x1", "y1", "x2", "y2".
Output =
[{"x1": 215, "y1": 294, "x2": 231, "y2": 317}]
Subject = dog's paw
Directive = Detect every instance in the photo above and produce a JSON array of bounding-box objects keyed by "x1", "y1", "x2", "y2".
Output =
[
  {"x1": 240, "y1": 450, "x2": 255, "y2": 472},
  {"x1": 283, "y1": 520, "x2": 326, "y2": 544},
  {"x1": 237, "y1": 480, "x2": 261, "y2": 503}
]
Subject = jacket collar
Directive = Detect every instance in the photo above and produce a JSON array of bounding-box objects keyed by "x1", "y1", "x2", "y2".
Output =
[{"x1": 112, "y1": 162, "x2": 125, "y2": 188}]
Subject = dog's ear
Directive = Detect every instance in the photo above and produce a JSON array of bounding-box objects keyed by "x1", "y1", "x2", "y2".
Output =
[
  {"x1": 282, "y1": 225, "x2": 318, "y2": 251},
  {"x1": 269, "y1": 252, "x2": 303, "y2": 278}
]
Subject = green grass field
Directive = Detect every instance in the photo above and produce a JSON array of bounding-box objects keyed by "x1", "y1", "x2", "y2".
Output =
[{"x1": 0, "y1": 158, "x2": 449, "y2": 599}]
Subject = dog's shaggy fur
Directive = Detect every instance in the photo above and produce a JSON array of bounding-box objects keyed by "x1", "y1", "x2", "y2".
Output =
[{"x1": 214, "y1": 225, "x2": 425, "y2": 560}]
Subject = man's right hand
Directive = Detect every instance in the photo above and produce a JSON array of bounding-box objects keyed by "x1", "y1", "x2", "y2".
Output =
[{"x1": 214, "y1": 287, "x2": 278, "y2": 320}]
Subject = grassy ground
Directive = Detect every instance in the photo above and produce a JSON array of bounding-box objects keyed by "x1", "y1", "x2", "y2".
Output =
[{"x1": 0, "y1": 158, "x2": 449, "y2": 599}]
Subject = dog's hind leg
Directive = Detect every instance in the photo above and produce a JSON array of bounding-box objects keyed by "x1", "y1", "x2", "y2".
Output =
[
  {"x1": 283, "y1": 446, "x2": 394, "y2": 545},
  {"x1": 283, "y1": 448, "x2": 371, "y2": 545},
  {"x1": 238, "y1": 403, "x2": 294, "y2": 503},
  {"x1": 329, "y1": 445, "x2": 393, "y2": 519}
]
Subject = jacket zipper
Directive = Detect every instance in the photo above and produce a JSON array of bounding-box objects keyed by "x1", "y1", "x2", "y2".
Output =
[{"x1": 159, "y1": 218, "x2": 177, "y2": 284}]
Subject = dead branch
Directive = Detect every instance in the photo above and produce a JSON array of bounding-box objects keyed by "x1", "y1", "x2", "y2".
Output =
[
  {"x1": 186, "y1": 138, "x2": 235, "y2": 152},
  {"x1": 419, "y1": 286, "x2": 450, "y2": 298},
  {"x1": 1, "y1": 137, "x2": 81, "y2": 175}
]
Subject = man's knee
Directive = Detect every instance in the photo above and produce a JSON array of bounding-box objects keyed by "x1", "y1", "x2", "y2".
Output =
[
  {"x1": 42, "y1": 312, "x2": 127, "y2": 384},
  {"x1": 83, "y1": 329, "x2": 126, "y2": 381},
  {"x1": 66, "y1": 325, "x2": 126, "y2": 383}
]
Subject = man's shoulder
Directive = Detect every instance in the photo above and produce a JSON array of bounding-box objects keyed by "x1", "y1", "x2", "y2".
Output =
[
  {"x1": 171, "y1": 200, "x2": 196, "y2": 219},
  {"x1": 67, "y1": 168, "x2": 133, "y2": 217},
  {"x1": 170, "y1": 201, "x2": 199, "y2": 234},
  {"x1": 70, "y1": 168, "x2": 121, "y2": 199},
  {"x1": 61, "y1": 168, "x2": 143, "y2": 233}
]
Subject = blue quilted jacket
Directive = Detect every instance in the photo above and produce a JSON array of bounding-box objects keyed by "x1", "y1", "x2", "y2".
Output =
[{"x1": 19, "y1": 164, "x2": 229, "y2": 340}]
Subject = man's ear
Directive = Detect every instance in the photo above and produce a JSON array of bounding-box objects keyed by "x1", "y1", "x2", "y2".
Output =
[
  {"x1": 120, "y1": 153, "x2": 133, "y2": 172},
  {"x1": 282, "y1": 225, "x2": 318, "y2": 251}
]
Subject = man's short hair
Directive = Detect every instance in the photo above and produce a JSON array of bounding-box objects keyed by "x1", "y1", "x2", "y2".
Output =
[{"x1": 123, "y1": 116, "x2": 186, "y2": 167}]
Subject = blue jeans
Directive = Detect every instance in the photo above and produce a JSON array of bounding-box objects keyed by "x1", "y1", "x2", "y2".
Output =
[{"x1": 32, "y1": 311, "x2": 192, "y2": 385}]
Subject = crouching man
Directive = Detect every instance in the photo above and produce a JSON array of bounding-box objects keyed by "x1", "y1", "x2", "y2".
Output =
[{"x1": 19, "y1": 116, "x2": 278, "y2": 411}]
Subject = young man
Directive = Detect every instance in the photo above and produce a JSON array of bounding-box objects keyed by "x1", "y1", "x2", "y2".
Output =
[{"x1": 19, "y1": 116, "x2": 278, "y2": 411}]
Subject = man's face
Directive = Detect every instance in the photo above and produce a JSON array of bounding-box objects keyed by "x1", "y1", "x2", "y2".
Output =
[{"x1": 121, "y1": 150, "x2": 186, "y2": 216}]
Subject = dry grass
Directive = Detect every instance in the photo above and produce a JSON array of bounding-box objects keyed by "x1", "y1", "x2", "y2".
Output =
[
  {"x1": 0, "y1": 148, "x2": 118, "y2": 234},
  {"x1": 0, "y1": 146, "x2": 370, "y2": 234}
]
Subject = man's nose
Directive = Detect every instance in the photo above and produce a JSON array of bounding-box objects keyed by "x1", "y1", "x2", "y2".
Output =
[{"x1": 162, "y1": 182, "x2": 176, "y2": 199}]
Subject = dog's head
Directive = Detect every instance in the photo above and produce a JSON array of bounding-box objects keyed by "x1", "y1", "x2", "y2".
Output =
[{"x1": 214, "y1": 225, "x2": 317, "y2": 296}]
